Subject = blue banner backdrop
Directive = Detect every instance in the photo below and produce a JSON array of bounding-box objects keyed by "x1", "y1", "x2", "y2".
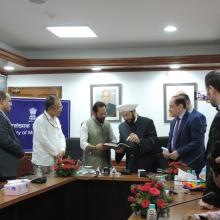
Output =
[{"x1": 7, "y1": 98, "x2": 70, "y2": 152}]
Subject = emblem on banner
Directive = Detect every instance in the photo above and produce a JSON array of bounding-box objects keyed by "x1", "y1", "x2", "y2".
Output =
[{"x1": 29, "y1": 107, "x2": 37, "y2": 122}]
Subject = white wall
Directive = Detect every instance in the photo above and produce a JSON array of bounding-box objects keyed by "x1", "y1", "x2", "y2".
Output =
[{"x1": 7, "y1": 70, "x2": 217, "y2": 145}]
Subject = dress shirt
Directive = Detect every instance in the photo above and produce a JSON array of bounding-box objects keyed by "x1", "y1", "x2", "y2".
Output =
[
  {"x1": 32, "y1": 111, "x2": 66, "y2": 166},
  {"x1": 171, "y1": 110, "x2": 186, "y2": 151},
  {"x1": 80, "y1": 121, "x2": 117, "y2": 150}
]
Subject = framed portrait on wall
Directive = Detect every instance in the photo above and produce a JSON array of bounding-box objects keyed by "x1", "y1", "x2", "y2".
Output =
[
  {"x1": 163, "y1": 83, "x2": 197, "y2": 123},
  {"x1": 90, "y1": 84, "x2": 122, "y2": 122},
  {"x1": 0, "y1": 75, "x2": 7, "y2": 91}
]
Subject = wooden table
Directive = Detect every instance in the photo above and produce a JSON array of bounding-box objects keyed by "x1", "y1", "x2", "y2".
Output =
[
  {"x1": 0, "y1": 174, "x2": 219, "y2": 220},
  {"x1": 0, "y1": 174, "x2": 148, "y2": 220},
  {"x1": 0, "y1": 176, "x2": 75, "y2": 209}
]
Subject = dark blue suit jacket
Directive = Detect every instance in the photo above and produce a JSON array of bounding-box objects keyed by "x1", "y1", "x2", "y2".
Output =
[
  {"x1": 191, "y1": 109, "x2": 207, "y2": 134},
  {"x1": 167, "y1": 111, "x2": 205, "y2": 174},
  {"x1": 0, "y1": 111, "x2": 24, "y2": 179}
]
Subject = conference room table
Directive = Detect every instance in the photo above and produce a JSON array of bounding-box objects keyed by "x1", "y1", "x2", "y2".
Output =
[{"x1": 0, "y1": 174, "x2": 218, "y2": 220}]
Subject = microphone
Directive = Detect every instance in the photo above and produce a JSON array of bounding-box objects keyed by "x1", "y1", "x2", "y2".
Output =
[
  {"x1": 31, "y1": 166, "x2": 47, "y2": 184},
  {"x1": 167, "y1": 191, "x2": 215, "y2": 208}
]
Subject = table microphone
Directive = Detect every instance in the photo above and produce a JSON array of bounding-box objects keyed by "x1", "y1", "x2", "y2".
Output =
[
  {"x1": 31, "y1": 166, "x2": 47, "y2": 184},
  {"x1": 166, "y1": 191, "x2": 216, "y2": 208}
]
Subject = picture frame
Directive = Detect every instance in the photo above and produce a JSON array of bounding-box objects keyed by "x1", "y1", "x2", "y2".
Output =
[
  {"x1": 0, "y1": 75, "x2": 7, "y2": 91},
  {"x1": 163, "y1": 83, "x2": 197, "y2": 123},
  {"x1": 90, "y1": 84, "x2": 122, "y2": 122}
]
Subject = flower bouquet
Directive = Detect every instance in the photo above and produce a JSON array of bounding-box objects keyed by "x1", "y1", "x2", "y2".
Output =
[
  {"x1": 128, "y1": 178, "x2": 173, "y2": 218},
  {"x1": 164, "y1": 161, "x2": 191, "y2": 180},
  {"x1": 53, "y1": 159, "x2": 79, "y2": 177}
]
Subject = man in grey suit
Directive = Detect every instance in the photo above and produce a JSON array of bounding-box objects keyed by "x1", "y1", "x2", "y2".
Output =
[{"x1": 0, "y1": 91, "x2": 24, "y2": 181}]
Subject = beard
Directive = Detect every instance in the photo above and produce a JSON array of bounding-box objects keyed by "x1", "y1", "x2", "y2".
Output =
[
  {"x1": 211, "y1": 101, "x2": 218, "y2": 108},
  {"x1": 125, "y1": 114, "x2": 135, "y2": 124},
  {"x1": 95, "y1": 116, "x2": 105, "y2": 124}
]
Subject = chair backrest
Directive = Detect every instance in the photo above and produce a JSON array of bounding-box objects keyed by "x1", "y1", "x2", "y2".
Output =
[
  {"x1": 65, "y1": 137, "x2": 83, "y2": 161},
  {"x1": 155, "y1": 136, "x2": 169, "y2": 169},
  {"x1": 17, "y1": 157, "x2": 34, "y2": 177}
]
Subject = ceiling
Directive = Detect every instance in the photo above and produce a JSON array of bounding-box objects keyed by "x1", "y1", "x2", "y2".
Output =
[
  {"x1": 1, "y1": 0, "x2": 220, "y2": 51},
  {"x1": 1, "y1": 0, "x2": 220, "y2": 74}
]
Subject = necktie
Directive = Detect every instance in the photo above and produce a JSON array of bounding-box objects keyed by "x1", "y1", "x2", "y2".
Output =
[{"x1": 172, "y1": 118, "x2": 180, "y2": 151}]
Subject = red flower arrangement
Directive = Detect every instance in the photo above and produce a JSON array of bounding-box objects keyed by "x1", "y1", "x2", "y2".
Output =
[
  {"x1": 164, "y1": 162, "x2": 191, "y2": 180},
  {"x1": 53, "y1": 159, "x2": 79, "y2": 177},
  {"x1": 128, "y1": 178, "x2": 172, "y2": 218}
]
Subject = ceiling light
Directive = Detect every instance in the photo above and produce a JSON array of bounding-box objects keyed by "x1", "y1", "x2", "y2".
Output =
[
  {"x1": 164, "y1": 25, "x2": 177, "y2": 32},
  {"x1": 92, "y1": 66, "x2": 102, "y2": 71},
  {"x1": 169, "y1": 64, "x2": 180, "y2": 69},
  {"x1": 29, "y1": 0, "x2": 48, "y2": 4},
  {"x1": 46, "y1": 26, "x2": 97, "y2": 38},
  {"x1": 4, "y1": 66, "x2": 15, "y2": 71}
]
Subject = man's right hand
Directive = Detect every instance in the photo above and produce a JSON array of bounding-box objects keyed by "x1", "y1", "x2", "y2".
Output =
[
  {"x1": 162, "y1": 151, "x2": 170, "y2": 159},
  {"x1": 198, "y1": 199, "x2": 214, "y2": 210},
  {"x1": 115, "y1": 147, "x2": 125, "y2": 154}
]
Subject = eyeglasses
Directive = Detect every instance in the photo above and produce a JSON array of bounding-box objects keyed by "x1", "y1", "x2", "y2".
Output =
[
  {"x1": 1, "y1": 99, "x2": 12, "y2": 105},
  {"x1": 52, "y1": 105, "x2": 63, "y2": 110}
]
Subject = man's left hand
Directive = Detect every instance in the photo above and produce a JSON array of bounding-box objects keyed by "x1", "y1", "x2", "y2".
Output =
[
  {"x1": 169, "y1": 151, "x2": 179, "y2": 160},
  {"x1": 127, "y1": 133, "x2": 140, "y2": 144}
]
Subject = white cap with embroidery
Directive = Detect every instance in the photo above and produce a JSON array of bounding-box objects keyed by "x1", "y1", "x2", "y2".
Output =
[{"x1": 116, "y1": 104, "x2": 137, "y2": 113}]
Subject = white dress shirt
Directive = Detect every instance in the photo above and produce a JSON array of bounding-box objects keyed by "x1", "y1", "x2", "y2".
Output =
[
  {"x1": 80, "y1": 121, "x2": 117, "y2": 150},
  {"x1": 32, "y1": 111, "x2": 66, "y2": 166}
]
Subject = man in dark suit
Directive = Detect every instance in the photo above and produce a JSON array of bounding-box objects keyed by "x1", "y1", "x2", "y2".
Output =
[
  {"x1": 115, "y1": 104, "x2": 158, "y2": 173},
  {"x1": 101, "y1": 89, "x2": 116, "y2": 117},
  {"x1": 163, "y1": 95, "x2": 205, "y2": 175},
  {"x1": 0, "y1": 91, "x2": 24, "y2": 181},
  {"x1": 199, "y1": 71, "x2": 220, "y2": 209}
]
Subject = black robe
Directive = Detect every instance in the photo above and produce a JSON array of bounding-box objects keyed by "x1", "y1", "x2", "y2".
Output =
[
  {"x1": 203, "y1": 110, "x2": 220, "y2": 206},
  {"x1": 116, "y1": 116, "x2": 157, "y2": 173}
]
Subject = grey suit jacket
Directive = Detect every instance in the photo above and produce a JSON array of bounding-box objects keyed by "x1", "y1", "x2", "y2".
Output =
[{"x1": 0, "y1": 111, "x2": 24, "y2": 178}]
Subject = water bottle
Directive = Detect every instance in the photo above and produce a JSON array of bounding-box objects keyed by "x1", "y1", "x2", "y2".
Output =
[
  {"x1": 147, "y1": 204, "x2": 157, "y2": 220},
  {"x1": 191, "y1": 170, "x2": 197, "y2": 180},
  {"x1": 199, "y1": 166, "x2": 206, "y2": 181}
]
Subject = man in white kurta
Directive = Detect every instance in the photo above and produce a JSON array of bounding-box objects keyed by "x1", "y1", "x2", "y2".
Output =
[{"x1": 32, "y1": 95, "x2": 66, "y2": 175}]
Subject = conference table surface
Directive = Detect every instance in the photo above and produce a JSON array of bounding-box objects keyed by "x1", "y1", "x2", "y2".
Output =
[
  {"x1": 0, "y1": 174, "x2": 147, "y2": 209},
  {"x1": 0, "y1": 174, "x2": 219, "y2": 220}
]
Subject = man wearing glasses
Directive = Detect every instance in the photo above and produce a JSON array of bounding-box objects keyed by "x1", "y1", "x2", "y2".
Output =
[
  {"x1": 32, "y1": 95, "x2": 66, "y2": 176},
  {"x1": 0, "y1": 91, "x2": 24, "y2": 181}
]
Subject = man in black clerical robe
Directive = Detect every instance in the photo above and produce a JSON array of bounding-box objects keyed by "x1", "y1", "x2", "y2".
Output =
[
  {"x1": 199, "y1": 71, "x2": 220, "y2": 209},
  {"x1": 115, "y1": 104, "x2": 158, "y2": 173}
]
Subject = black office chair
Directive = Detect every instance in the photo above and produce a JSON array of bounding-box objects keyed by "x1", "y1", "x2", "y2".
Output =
[
  {"x1": 65, "y1": 137, "x2": 83, "y2": 161},
  {"x1": 155, "y1": 136, "x2": 169, "y2": 169}
]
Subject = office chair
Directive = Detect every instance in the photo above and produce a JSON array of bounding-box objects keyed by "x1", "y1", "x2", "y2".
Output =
[
  {"x1": 155, "y1": 136, "x2": 169, "y2": 169},
  {"x1": 65, "y1": 137, "x2": 83, "y2": 161},
  {"x1": 17, "y1": 156, "x2": 34, "y2": 178}
]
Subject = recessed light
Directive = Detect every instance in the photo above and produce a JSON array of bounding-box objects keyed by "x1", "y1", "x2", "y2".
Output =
[
  {"x1": 92, "y1": 66, "x2": 102, "y2": 71},
  {"x1": 46, "y1": 26, "x2": 97, "y2": 38},
  {"x1": 164, "y1": 25, "x2": 177, "y2": 32},
  {"x1": 4, "y1": 66, "x2": 15, "y2": 71},
  {"x1": 29, "y1": 0, "x2": 48, "y2": 4},
  {"x1": 169, "y1": 64, "x2": 180, "y2": 69}
]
